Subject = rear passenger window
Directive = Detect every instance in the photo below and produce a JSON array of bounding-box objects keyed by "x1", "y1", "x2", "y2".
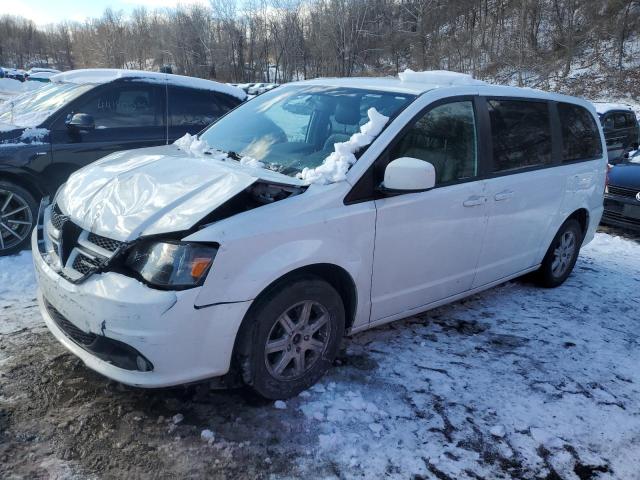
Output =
[
  {"x1": 488, "y1": 99, "x2": 552, "y2": 172},
  {"x1": 168, "y1": 87, "x2": 235, "y2": 128},
  {"x1": 390, "y1": 100, "x2": 478, "y2": 185},
  {"x1": 558, "y1": 103, "x2": 602, "y2": 162},
  {"x1": 614, "y1": 113, "x2": 627, "y2": 129}
]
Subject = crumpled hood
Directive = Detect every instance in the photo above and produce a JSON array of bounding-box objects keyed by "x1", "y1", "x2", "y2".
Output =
[{"x1": 57, "y1": 144, "x2": 303, "y2": 241}]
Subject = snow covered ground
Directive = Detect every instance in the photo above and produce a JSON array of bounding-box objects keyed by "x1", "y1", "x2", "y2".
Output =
[{"x1": 1, "y1": 231, "x2": 639, "y2": 479}]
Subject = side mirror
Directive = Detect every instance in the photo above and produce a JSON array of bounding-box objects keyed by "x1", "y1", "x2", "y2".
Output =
[
  {"x1": 66, "y1": 113, "x2": 95, "y2": 131},
  {"x1": 381, "y1": 157, "x2": 436, "y2": 193}
]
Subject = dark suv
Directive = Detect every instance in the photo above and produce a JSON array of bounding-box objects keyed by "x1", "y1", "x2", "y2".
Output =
[
  {"x1": 0, "y1": 69, "x2": 245, "y2": 255},
  {"x1": 594, "y1": 103, "x2": 639, "y2": 163}
]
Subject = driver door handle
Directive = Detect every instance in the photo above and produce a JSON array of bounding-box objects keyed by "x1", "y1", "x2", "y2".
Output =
[
  {"x1": 494, "y1": 190, "x2": 514, "y2": 201},
  {"x1": 463, "y1": 195, "x2": 486, "y2": 207}
]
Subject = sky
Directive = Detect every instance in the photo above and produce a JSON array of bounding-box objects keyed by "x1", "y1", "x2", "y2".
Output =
[{"x1": 2, "y1": 0, "x2": 210, "y2": 25}]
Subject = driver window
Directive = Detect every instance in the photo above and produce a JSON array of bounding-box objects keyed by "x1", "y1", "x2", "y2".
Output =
[
  {"x1": 63, "y1": 84, "x2": 163, "y2": 129},
  {"x1": 391, "y1": 101, "x2": 478, "y2": 185}
]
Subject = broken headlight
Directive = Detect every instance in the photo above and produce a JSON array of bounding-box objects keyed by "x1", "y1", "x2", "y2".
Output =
[{"x1": 125, "y1": 241, "x2": 217, "y2": 289}]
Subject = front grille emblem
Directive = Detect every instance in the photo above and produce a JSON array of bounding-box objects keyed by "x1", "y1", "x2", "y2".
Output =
[{"x1": 636, "y1": 192, "x2": 640, "y2": 202}]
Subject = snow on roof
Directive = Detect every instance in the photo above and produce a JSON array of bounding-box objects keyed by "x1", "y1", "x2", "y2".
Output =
[
  {"x1": 50, "y1": 69, "x2": 247, "y2": 100},
  {"x1": 592, "y1": 102, "x2": 635, "y2": 115},
  {"x1": 298, "y1": 70, "x2": 486, "y2": 95},
  {"x1": 398, "y1": 69, "x2": 486, "y2": 86}
]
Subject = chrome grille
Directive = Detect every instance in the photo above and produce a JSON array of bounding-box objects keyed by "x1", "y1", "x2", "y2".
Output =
[
  {"x1": 50, "y1": 204, "x2": 67, "y2": 230},
  {"x1": 87, "y1": 232, "x2": 124, "y2": 253},
  {"x1": 608, "y1": 185, "x2": 639, "y2": 199},
  {"x1": 42, "y1": 202, "x2": 125, "y2": 283}
]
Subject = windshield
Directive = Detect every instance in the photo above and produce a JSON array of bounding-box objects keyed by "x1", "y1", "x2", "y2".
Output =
[
  {"x1": 199, "y1": 86, "x2": 415, "y2": 177},
  {"x1": 0, "y1": 82, "x2": 95, "y2": 128}
]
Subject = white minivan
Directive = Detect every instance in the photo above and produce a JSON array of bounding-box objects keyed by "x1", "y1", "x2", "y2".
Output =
[{"x1": 32, "y1": 71, "x2": 606, "y2": 399}]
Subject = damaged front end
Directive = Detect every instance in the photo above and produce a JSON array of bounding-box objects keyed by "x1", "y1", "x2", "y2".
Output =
[{"x1": 37, "y1": 180, "x2": 304, "y2": 287}]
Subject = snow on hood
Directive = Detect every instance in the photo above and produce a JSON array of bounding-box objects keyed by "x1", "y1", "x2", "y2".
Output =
[
  {"x1": 51, "y1": 68, "x2": 247, "y2": 100},
  {"x1": 298, "y1": 107, "x2": 389, "y2": 185},
  {"x1": 398, "y1": 69, "x2": 486, "y2": 86},
  {"x1": 57, "y1": 144, "x2": 302, "y2": 241}
]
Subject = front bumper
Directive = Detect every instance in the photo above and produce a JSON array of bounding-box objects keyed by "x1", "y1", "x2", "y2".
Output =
[
  {"x1": 32, "y1": 229, "x2": 251, "y2": 388},
  {"x1": 602, "y1": 193, "x2": 640, "y2": 231}
]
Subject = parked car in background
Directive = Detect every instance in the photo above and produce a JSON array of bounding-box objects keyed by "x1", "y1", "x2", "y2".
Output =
[
  {"x1": 256, "y1": 83, "x2": 279, "y2": 95},
  {"x1": 32, "y1": 72, "x2": 605, "y2": 398},
  {"x1": 0, "y1": 68, "x2": 4, "y2": 79},
  {"x1": 5, "y1": 69, "x2": 26, "y2": 82},
  {"x1": 0, "y1": 68, "x2": 246, "y2": 255},
  {"x1": 247, "y1": 83, "x2": 267, "y2": 95},
  {"x1": 26, "y1": 67, "x2": 61, "y2": 78},
  {"x1": 27, "y1": 71, "x2": 57, "y2": 83},
  {"x1": 593, "y1": 102, "x2": 639, "y2": 163},
  {"x1": 602, "y1": 149, "x2": 640, "y2": 230}
]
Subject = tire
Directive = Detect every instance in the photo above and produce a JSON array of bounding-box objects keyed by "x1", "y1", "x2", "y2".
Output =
[
  {"x1": 0, "y1": 181, "x2": 38, "y2": 256},
  {"x1": 535, "y1": 219, "x2": 583, "y2": 288},
  {"x1": 236, "y1": 274, "x2": 345, "y2": 399}
]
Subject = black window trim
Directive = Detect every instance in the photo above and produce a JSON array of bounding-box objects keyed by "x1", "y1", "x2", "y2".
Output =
[{"x1": 344, "y1": 94, "x2": 605, "y2": 206}]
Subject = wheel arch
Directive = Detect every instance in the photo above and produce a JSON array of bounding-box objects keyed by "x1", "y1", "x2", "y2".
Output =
[
  {"x1": 567, "y1": 208, "x2": 589, "y2": 236},
  {"x1": 230, "y1": 262, "x2": 357, "y2": 376},
  {"x1": 0, "y1": 169, "x2": 47, "y2": 200}
]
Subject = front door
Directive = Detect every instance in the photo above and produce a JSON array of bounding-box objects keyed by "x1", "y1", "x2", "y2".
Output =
[
  {"x1": 371, "y1": 99, "x2": 489, "y2": 321},
  {"x1": 49, "y1": 82, "x2": 166, "y2": 184}
]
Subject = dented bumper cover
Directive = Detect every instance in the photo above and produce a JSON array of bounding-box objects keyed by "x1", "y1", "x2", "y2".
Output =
[{"x1": 32, "y1": 229, "x2": 250, "y2": 388}]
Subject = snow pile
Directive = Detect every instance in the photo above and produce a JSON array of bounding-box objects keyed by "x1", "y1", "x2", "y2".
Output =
[
  {"x1": 273, "y1": 400, "x2": 287, "y2": 410},
  {"x1": 398, "y1": 69, "x2": 486, "y2": 86},
  {"x1": 239, "y1": 157, "x2": 265, "y2": 169},
  {"x1": 18, "y1": 127, "x2": 49, "y2": 144},
  {"x1": 51, "y1": 69, "x2": 247, "y2": 100},
  {"x1": 174, "y1": 133, "x2": 212, "y2": 157},
  {"x1": 298, "y1": 107, "x2": 389, "y2": 185},
  {"x1": 173, "y1": 133, "x2": 267, "y2": 171}
]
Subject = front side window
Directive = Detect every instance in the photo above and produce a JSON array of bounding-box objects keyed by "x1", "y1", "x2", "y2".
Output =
[
  {"x1": 488, "y1": 99, "x2": 552, "y2": 172},
  {"x1": 390, "y1": 101, "x2": 478, "y2": 185},
  {"x1": 68, "y1": 83, "x2": 164, "y2": 129},
  {"x1": 199, "y1": 86, "x2": 415, "y2": 177},
  {"x1": 558, "y1": 103, "x2": 602, "y2": 162}
]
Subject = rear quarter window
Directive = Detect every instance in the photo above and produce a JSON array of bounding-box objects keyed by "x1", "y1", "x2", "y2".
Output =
[
  {"x1": 488, "y1": 99, "x2": 552, "y2": 172},
  {"x1": 558, "y1": 103, "x2": 602, "y2": 162},
  {"x1": 168, "y1": 86, "x2": 238, "y2": 127}
]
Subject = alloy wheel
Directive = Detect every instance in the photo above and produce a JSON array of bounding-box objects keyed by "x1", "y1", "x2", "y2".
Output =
[
  {"x1": 0, "y1": 189, "x2": 33, "y2": 252},
  {"x1": 264, "y1": 300, "x2": 331, "y2": 380},
  {"x1": 551, "y1": 230, "x2": 576, "y2": 278}
]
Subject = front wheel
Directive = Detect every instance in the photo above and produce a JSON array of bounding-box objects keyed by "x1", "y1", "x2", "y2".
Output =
[
  {"x1": 0, "y1": 181, "x2": 38, "y2": 256},
  {"x1": 236, "y1": 275, "x2": 345, "y2": 399},
  {"x1": 535, "y1": 219, "x2": 583, "y2": 288}
]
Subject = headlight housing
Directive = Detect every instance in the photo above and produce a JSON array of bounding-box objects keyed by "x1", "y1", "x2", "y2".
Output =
[{"x1": 125, "y1": 241, "x2": 218, "y2": 289}]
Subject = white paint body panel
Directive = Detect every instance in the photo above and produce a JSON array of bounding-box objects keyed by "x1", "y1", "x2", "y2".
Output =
[{"x1": 35, "y1": 79, "x2": 607, "y2": 387}]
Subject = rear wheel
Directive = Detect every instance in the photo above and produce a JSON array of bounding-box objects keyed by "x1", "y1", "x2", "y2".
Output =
[
  {"x1": 535, "y1": 219, "x2": 582, "y2": 288},
  {"x1": 237, "y1": 275, "x2": 345, "y2": 399},
  {"x1": 0, "y1": 181, "x2": 37, "y2": 256}
]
